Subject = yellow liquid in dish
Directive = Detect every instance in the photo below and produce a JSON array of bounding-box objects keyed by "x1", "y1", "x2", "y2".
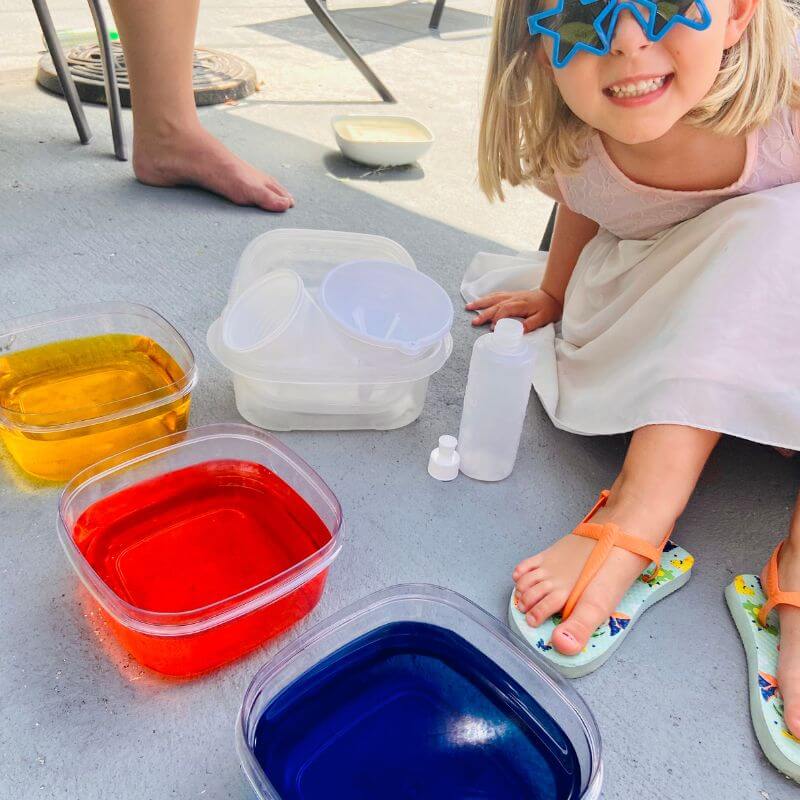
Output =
[
  {"x1": 334, "y1": 117, "x2": 431, "y2": 143},
  {"x1": 0, "y1": 334, "x2": 192, "y2": 482}
]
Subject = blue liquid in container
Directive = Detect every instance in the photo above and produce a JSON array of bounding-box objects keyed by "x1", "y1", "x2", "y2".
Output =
[{"x1": 253, "y1": 622, "x2": 582, "y2": 799}]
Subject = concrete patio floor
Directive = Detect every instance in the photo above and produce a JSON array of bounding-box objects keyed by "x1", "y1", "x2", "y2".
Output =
[{"x1": 1, "y1": 1, "x2": 799, "y2": 798}]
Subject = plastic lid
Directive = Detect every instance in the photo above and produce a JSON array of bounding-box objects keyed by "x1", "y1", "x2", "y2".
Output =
[
  {"x1": 428, "y1": 435, "x2": 460, "y2": 481},
  {"x1": 320, "y1": 260, "x2": 454, "y2": 357},
  {"x1": 488, "y1": 318, "x2": 525, "y2": 354},
  {"x1": 231, "y1": 229, "x2": 416, "y2": 302},
  {"x1": 222, "y1": 270, "x2": 303, "y2": 353}
]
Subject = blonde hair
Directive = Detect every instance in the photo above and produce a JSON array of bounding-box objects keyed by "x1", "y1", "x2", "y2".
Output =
[{"x1": 478, "y1": 0, "x2": 800, "y2": 200}]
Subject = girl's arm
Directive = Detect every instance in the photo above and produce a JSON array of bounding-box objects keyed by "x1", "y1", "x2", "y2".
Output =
[
  {"x1": 467, "y1": 204, "x2": 600, "y2": 331},
  {"x1": 539, "y1": 204, "x2": 600, "y2": 308}
]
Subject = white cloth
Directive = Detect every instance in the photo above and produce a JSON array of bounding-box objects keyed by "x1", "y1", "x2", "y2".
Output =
[{"x1": 461, "y1": 184, "x2": 800, "y2": 450}]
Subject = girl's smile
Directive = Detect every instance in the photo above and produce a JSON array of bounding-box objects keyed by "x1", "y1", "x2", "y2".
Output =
[{"x1": 603, "y1": 72, "x2": 674, "y2": 104}]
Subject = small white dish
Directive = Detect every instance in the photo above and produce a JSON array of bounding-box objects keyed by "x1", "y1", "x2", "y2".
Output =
[{"x1": 331, "y1": 114, "x2": 434, "y2": 167}]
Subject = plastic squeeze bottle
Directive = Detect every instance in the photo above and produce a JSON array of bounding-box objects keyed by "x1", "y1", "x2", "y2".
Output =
[{"x1": 457, "y1": 317, "x2": 535, "y2": 481}]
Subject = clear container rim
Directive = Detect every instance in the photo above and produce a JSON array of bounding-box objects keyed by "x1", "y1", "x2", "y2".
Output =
[
  {"x1": 0, "y1": 301, "x2": 197, "y2": 432},
  {"x1": 207, "y1": 322, "x2": 453, "y2": 386},
  {"x1": 230, "y1": 229, "x2": 418, "y2": 305},
  {"x1": 235, "y1": 583, "x2": 603, "y2": 800},
  {"x1": 56, "y1": 423, "x2": 344, "y2": 636}
]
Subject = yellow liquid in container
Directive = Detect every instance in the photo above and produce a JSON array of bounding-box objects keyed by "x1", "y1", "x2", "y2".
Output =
[
  {"x1": 333, "y1": 117, "x2": 431, "y2": 143},
  {"x1": 0, "y1": 334, "x2": 192, "y2": 482}
]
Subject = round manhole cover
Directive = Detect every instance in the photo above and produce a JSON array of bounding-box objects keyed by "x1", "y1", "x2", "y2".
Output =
[{"x1": 36, "y1": 43, "x2": 257, "y2": 107}]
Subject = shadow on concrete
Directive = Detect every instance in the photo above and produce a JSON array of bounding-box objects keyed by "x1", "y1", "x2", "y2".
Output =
[
  {"x1": 242, "y1": 0, "x2": 491, "y2": 59},
  {"x1": 323, "y1": 150, "x2": 425, "y2": 180}
]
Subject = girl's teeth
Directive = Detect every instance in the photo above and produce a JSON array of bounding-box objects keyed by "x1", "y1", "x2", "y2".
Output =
[{"x1": 608, "y1": 76, "x2": 666, "y2": 97}]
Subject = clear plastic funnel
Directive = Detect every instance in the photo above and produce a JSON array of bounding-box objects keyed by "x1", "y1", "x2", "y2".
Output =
[{"x1": 320, "y1": 260, "x2": 454, "y2": 357}]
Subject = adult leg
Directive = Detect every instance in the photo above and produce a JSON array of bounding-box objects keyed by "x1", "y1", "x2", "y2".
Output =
[{"x1": 107, "y1": 0, "x2": 294, "y2": 211}]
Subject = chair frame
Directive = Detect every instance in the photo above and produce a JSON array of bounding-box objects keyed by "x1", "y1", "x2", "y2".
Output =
[
  {"x1": 305, "y1": 0, "x2": 448, "y2": 102},
  {"x1": 539, "y1": 202, "x2": 557, "y2": 251},
  {"x1": 33, "y1": 0, "x2": 453, "y2": 148},
  {"x1": 32, "y1": 0, "x2": 126, "y2": 160}
]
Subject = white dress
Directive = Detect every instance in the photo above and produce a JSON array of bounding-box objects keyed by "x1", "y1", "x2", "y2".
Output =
[{"x1": 461, "y1": 183, "x2": 800, "y2": 450}]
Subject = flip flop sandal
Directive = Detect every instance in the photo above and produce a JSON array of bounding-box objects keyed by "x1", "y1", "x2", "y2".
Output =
[
  {"x1": 726, "y1": 542, "x2": 800, "y2": 783},
  {"x1": 508, "y1": 490, "x2": 694, "y2": 678}
]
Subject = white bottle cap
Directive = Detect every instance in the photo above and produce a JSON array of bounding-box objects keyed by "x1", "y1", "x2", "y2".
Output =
[
  {"x1": 489, "y1": 317, "x2": 525, "y2": 354},
  {"x1": 428, "y1": 435, "x2": 460, "y2": 481}
]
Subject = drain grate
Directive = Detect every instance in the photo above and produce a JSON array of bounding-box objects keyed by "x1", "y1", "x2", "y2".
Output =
[{"x1": 36, "y1": 42, "x2": 257, "y2": 107}]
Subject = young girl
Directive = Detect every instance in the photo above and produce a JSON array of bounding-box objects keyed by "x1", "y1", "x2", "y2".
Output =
[{"x1": 468, "y1": 0, "x2": 800, "y2": 775}]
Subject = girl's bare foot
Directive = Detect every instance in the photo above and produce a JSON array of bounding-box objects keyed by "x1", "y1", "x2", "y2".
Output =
[
  {"x1": 765, "y1": 536, "x2": 800, "y2": 737},
  {"x1": 132, "y1": 124, "x2": 294, "y2": 213},
  {"x1": 513, "y1": 492, "x2": 676, "y2": 655},
  {"x1": 512, "y1": 424, "x2": 720, "y2": 658}
]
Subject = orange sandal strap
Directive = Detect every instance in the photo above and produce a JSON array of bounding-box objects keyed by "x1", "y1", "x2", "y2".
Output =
[
  {"x1": 562, "y1": 490, "x2": 671, "y2": 621},
  {"x1": 758, "y1": 541, "x2": 800, "y2": 627}
]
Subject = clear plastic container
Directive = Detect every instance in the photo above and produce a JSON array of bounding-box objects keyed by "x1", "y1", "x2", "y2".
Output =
[
  {"x1": 209, "y1": 321, "x2": 452, "y2": 431},
  {"x1": 231, "y1": 228, "x2": 416, "y2": 299},
  {"x1": 0, "y1": 302, "x2": 197, "y2": 482},
  {"x1": 208, "y1": 230, "x2": 453, "y2": 431},
  {"x1": 237, "y1": 585, "x2": 603, "y2": 800},
  {"x1": 57, "y1": 423, "x2": 344, "y2": 677}
]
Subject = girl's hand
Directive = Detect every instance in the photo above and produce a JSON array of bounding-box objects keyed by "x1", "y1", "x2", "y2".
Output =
[{"x1": 465, "y1": 288, "x2": 562, "y2": 332}]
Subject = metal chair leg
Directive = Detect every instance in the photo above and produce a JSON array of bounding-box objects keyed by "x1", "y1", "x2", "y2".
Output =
[
  {"x1": 539, "y1": 203, "x2": 558, "y2": 251},
  {"x1": 86, "y1": 0, "x2": 127, "y2": 161},
  {"x1": 303, "y1": 0, "x2": 396, "y2": 102},
  {"x1": 429, "y1": 0, "x2": 446, "y2": 30},
  {"x1": 32, "y1": 0, "x2": 92, "y2": 145}
]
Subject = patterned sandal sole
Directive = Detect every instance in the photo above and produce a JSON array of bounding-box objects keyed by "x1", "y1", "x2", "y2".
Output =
[
  {"x1": 508, "y1": 542, "x2": 693, "y2": 678},
  {"x1": 725, "y1": 575, "x2": 800, "y2": 783}
]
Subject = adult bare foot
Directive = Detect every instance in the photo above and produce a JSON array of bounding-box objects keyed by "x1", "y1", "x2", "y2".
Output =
[
  {"x1": 513, "y1": 491, "x2": 676, "y2": 655},
  {"x1": 132, "y1": 124, "x2": 294, "y2": 213},
  {"x1": 764, "y1": 537, "x2": 800, "y2": 737}
]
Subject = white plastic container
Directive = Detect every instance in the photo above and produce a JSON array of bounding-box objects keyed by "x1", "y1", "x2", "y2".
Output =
[
  {"x1": 207, "y1": 230, "x2": 453, "y2": 431},
  {"x1": 457, "y1": 319, "x2": 535, "y2": 481},
  {"x1": 331, "y1": 115, "x2": 434, "y2": 167}
]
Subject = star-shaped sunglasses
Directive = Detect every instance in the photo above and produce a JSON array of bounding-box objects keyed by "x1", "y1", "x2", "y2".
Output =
[{"x1": 528, "y1": 0, "x2": 712, "y2": 68}]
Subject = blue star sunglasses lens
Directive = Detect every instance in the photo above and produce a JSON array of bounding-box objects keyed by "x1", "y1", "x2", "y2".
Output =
[{"x1": 527, "y1": 0, "x2": 711, "y2": 68}]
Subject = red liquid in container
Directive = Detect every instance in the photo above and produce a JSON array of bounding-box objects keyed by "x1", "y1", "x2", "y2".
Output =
[{"x1": 72, "y1": 459, "x2": 333, "y2": 676}]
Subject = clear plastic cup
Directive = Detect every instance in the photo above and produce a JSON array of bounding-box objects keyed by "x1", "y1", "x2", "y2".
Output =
[{"x1": 221, "y1": 269, "x2": 353, "y2": 368}]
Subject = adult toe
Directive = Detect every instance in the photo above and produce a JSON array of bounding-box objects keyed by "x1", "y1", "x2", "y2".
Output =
[{"x1": 251, "y1": 182, "x2": 293, "y2": 212}]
